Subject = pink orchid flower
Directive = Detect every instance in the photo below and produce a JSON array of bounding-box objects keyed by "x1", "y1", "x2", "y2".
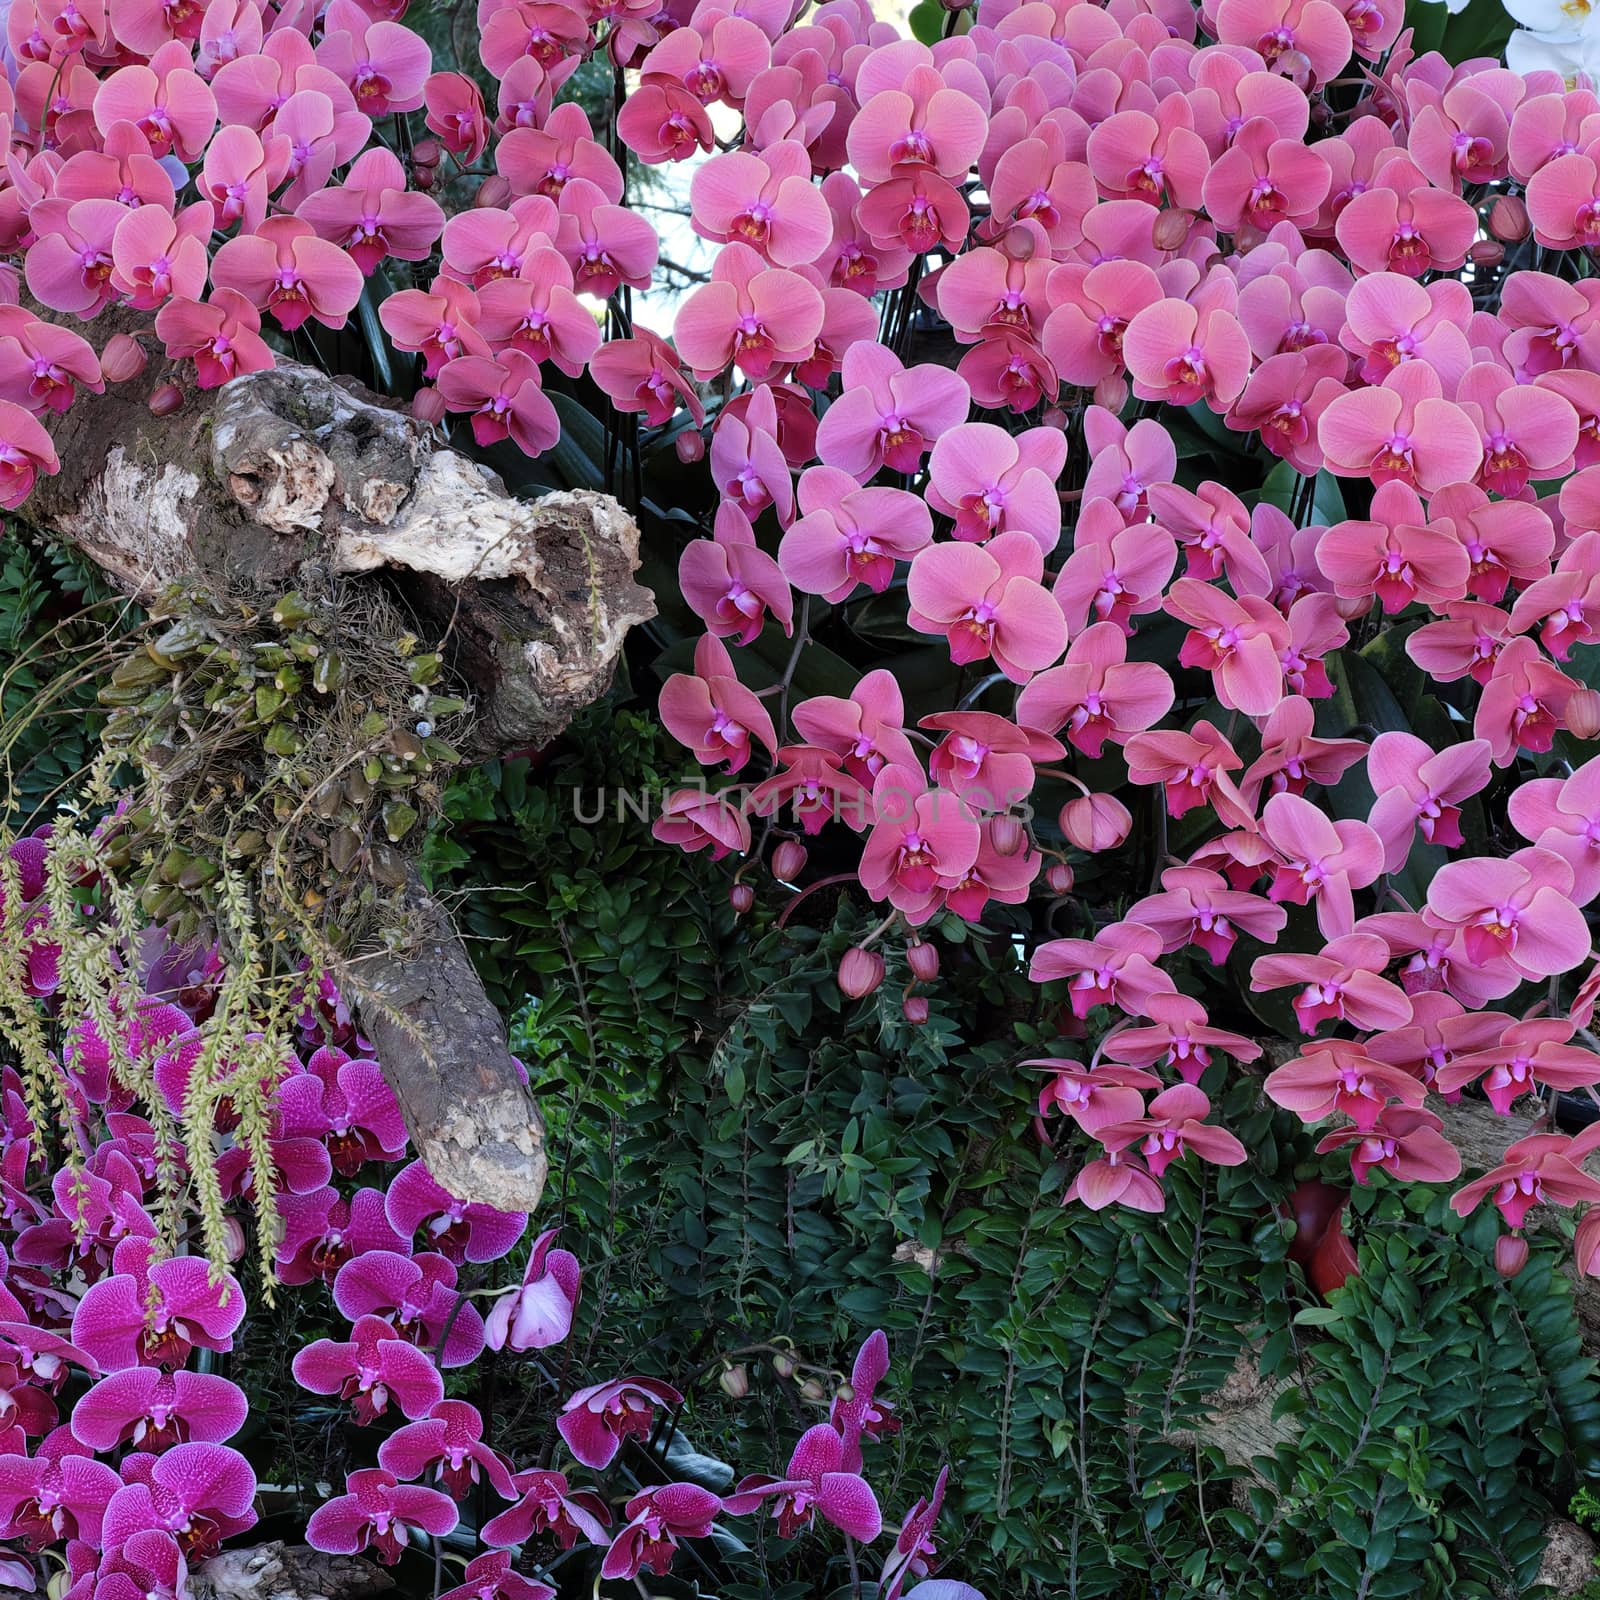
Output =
[
  {"x1": 710, "y1": 382, "x2": 793, "y2": 524},
  {"x1": 0, "y1": 399, "x2": 58, "y2": 508},
  {"x1": 590, "y1": 328, "x2": 704, "y2": 427},
  {"x1": 211, "y1": 215, "x2": 365, "y2": 332},
  {"x1": 1097, "y1": 1083, "x2": 1248, "y2": 1176},
  {"x1": 926, "y1": 423, "x2": 1066, "y2": 552},
  {"x1": 440, "y1": 196, "x2": 559, "y2": 287},
  {"x1": 1474, "y1": 636, "x2": 1579, "y2": 765},
  {"x1": 1317, "y1": 359, "x2": 1483, "y2": 495},
  {"x1": 92, "y1": 43, "x2": 217, "y2": 162},
  {"x1": 1424, "y1": 847, "x2": 1591, "y2": 982},
  {"x1": 906, "y1": 532, "x2": 1067, "y2": 683},
  {"x1": 1087, "y1": 101, "x2": 1210, "y2": 209},
  {"x1": 197, "y1": 124, "x2": 287, "y2": 236},
  {"x1": 1081, "y1": 408, "x2": 1176, "y2": 521},
  {"x1": 690, "y1": 139, "x2": 831, "y2": 268},
  {"x1": 602, "y1": 1483, "x2": 723, "y2": 1583},
  {"x1": 725, "y1": 1422, "x2": 881, "y2": 1541},
  {"x1": 791, "y1": 671, "x2": 919, "y2": 788},
  {"x1": 378, "y1": 1398, "x2": 517, "y2": 1502},
  {"x1": 1127, "y1": 866, "x2": 1288, "y2": 963},
  {"x1": 1148, "y1": 480, "x2": 1272, "y2": 594},
  {"x1": 1260, "y1": 790, "x2": 1384, "y2": 939},
  {"x1": 1015, "y1": 622, "x2": 1174, "y2": 759},
  {"x1": 0, "y1": 310, "x2": 99, "y2": 417},
  {"x1": 331, "y1": 1250, "x2": 485, "y2": 1368},
  {"x1": 1510, "y1": 752, "x2": 1600, "y2": 905},
  {"x1": 436, "y1": 349, "x2": 560, "y2": 456},
  {"x1": 1337, "y1": 271, "x2": 1471, "y2": 388},
  {"x1": 296, "y1": 145, "x2": 446, "y2": 275},
  {"x1": 920, "y1": 711, "x2": 1062, "y2": 812},
  {"x1": 1265, "y1": 1038, "x2": 1426, "y2": 1131},
  {"x1": 651, "y1": 787, "x2": 751, "y2": 860},
  {"x1": 306, "y1": 1467, "x2": 457, "y2": 1565},
  {"x1": 938, "y1": 245, "x2": 1054, "y2": 347},
  {"x1": 425, "y1": 71, "x2": 491, "y2": 164},
  {"x1": 555, "y1": 178, "x2": 658, "y2": 299},
  {"x1": 154, "y1": 290, "x2": 275, "y2": 390},
  {"x1": 385, "y1": 1160, "x2": 528, "y2": 1263},
  {"x1": 1509, "y1": 529, "x2": 1600, "y2": 661},
  {"x1": 497, "y1": 102, "x2": 620, "y2": 202},
  {"x1": 1124, "y1": 721, "x2": 1256, "y2": 829},
  {"x1": 1034, "y1": 1057, "x2": 1160, "y2": 1135},
  {"x1": 1317, "y1": 479, "x2": 1472, "y2": 614},
  {"x1": 481, "y1": 1467, "x2": 611, "y2": 1549},
  {"x1": 1226, "y1": 346, "x2": 1349, "y2": 475},
  {"x1": 1029, "y1": 920, "x2": 1176, "y2": 1021},
  {"x1": 659, "y1": 633, "x2": 778, "y2": 774},
  {"x1": 23, "y1": 198, "x2": 122, "y2": 319},
  {"x1": 674, "y1": 241, "x2": 824, "y2": 382},
  {"x1": 1240, "y1": 696, "x2": 1367, "y2": 807},
  {"x1": 1169, "y1": 577, "x2": 1289, "y2": 718},
  {"x1": 1042, "y1": 259, "x2": 1164, "y2": 391},
  {"x1": 1450, "y1": 1132, "x2": 1600, "y2": 1230},
  {"x1": 1366, "y1": 730, "x2": 1491, "y2": 872},
  {"x1": 1100, "y1": 992, "x2": 1264, "y2": 1083},
  {"x1": 1429, "y1": 482, "x2": 1554, "y2": 603},
  {"x1": 1202, "y1": 115, "x2": 1332, "y2": 232},
  {"x1": 680, "y1": 503, "x2": 794, "y2": 645},
  {"x1": 292, "y1": 1314, "x2": 445, "y2": 1426},
  {"x1": 315, "y1": 0, "x2": 430, "y2": 113},
  {"x1": 1456, "y1": 362, "x2": 1579, "y2": 497},
  {"x1": 847, "y1": 50, "x2": 988, "y2": 184},
  {"x1": 1316, "y1": 1106, "x2": 1461, "y2": 1186},
  {"x1": 1122, "y1": 288, "x2": 1252, "y2": 412},
  {"x1": 1251, "y1": 930, "x2": 1414, "y2": 1034},
  {"x1": 778, "y1": 470, "x2": 930, "y2": 603},
  {"x1": 0, "y1": 1436, "x2": 120, "y2": 1549},
  {"x1": 557, "y1": 1376, "x2": 684, "y2": 1469},
  {"x1": 815, "y1": 342, "x2": 970, "y2": 480},
  {"x1": 858, "y1": 763, "x2": 980, "y2": 924},
  {"x1": 439, "y1": 1552, "x2": 554, "y2": 1600},
  {"x1": 1213, "y1": 0, "x2": 1352, "y2": 87},
  {"x1": 1052, "y1": 498, "x2": 1177, "y2": 636},
  {"x1": 1406, "y1": 601, "x2": 1512, "y2": 687},
  {"x1": 477, "y1": 260, "x2": 600, "y2": 377},
  {"x1": 1064, "y1": 1148, "x2": 1166, "y2": 1213},
  {"x1": 1335, "y1": 158, "x2": 1477, "y2": 277},
  {"x1": 1435, "y1": 1019, "x2": 1600, "y2": 1115}
]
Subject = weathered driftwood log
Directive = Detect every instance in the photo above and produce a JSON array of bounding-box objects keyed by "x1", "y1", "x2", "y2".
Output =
[
  {"x1": 0, "y1": 1542, "x2": 394, "y2": 1600},
  {"x1": 31, "y1": 344, "x2": 653, "y2": 1215}
]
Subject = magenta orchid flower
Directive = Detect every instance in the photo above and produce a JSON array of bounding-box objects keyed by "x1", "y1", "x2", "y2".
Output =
[
  {"x1": 70, "y1": 1368, "x2": 246, "y2": 1453},
  {"x1": 481, "y1": 1467, "x2": 611, "y2": 1549},
  {"x1": 277, "y1": 1045, "x2": 407, "y2": 1176},
  {"x1": 332, "y1": 1249, "x2": 485, "y2": 1367},
  {"x1": 880, "y1": 1466, "x2": 950, "y2": 1600},
  {"x1": 726, "y1": 1422, "x2": 882, "y2": 1541},
  {"x1": 71, "y1": 1241, "x2": 244, "y2": 1372},
  {"x1": 830, "y1": 1327, "x2": 898, "y2": 1468},
  {"x1": 100, "y1": 1441, "x2": 258, "y2": 1562},
  {"x1": 557, "y1": 1375, "x2": 684, "y2": 1469},
  {"x1": 439, "y1": 1551, "x2": 554, "y2": 1600},
  {"x1": 384, "y1": 1160, "x2": 528, "y2": 1263},
  {"x1": 292, "y1": 1313, "x2": 445, "y2": 1426},
  {"x1": 274, "y1": 1185, "x2": 408, "y2": 1286},
  {"x1": 0, "y1": 1436, "x2": 121, "y2": 1550},
  {"x1": 306, "y1": 1467, "x2": 458, "y2": 1565},
  {"x1": 378, "y1": 1398, "x2": 517, "y2": 1501},
  {"x1": 483, "y1": 1226, "x2": 580, "y2": 1353},
  {"x1": 602, "y1": 1482, "x2": 722, "y2": 1583}
]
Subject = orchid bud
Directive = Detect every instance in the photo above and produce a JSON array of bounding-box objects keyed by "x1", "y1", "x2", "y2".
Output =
[
  {"x1": 903, "y1": 994, "x2": 929, "y2": 1024},
  {"x1": 906, "y1": 939, "x2": 939, "y2": 981},
  {"x1": 1495, "y1": 1234, "x2": 1529, "y2": 1279},
  {"x1": 148, "y1": 382, "x2": 184, "y2": 417},
  {"x1": 1569, "y1": 687, "x2": 1600, "y2": 740},
  {"x1": 475, "y1": 174, "x2": 513, "y2": 208},
  {"x1": 772, "y1": 1351, "x2": 798, "y2": 1378},
  {"x1": 1276, "y1": 47, "x2": 1312, "y2": 89},
  {"x1": 1488, "y1": 195, "x2": 1530, "y2": 243},
  {"x1": 799, "y1": 1376, "x2": 829, "y2": 1402},
  {"x1": 1060, "y1": 793, "x2": 1132, "y2": 853},
  {"x1": 411, "y1": 137, "x2": 443, "y2": 169},
  {"x1": 676, "y1": 429, "x2": 706, "y2": 463},
  {"x1": 833, "y1": 1381, "x2": 854, "y2": 1403},
  {"x1": 730, "y1": 882, "x2": 755, "y2": 914},
  {"x1": 411, "y1": 164, "x2": 437, "y2": 191},
  {"x1": 221, "y1": 1215, "x2": 247, "y2": 1263},
  {"x1": 100, "y1": 332, "x2": 147, "y2": 384},
  {"x1": 1000, "y1": 222, "x2": 1036, "y2": 261},
  {"x1": 990, "y1": 814, "x2": 1026, "y2": 857},
  {"x1": 940, "y1": 0, "x2": 971, "y2": 13},
  {"x1": 772, "y1": 839, "x2": 807, "y2": 881},
  {"x1": 1152, "y1": 208, "x2": 1191, "y2": 251},
  {"x1": 838, "y1": 946, "x2": 885, "y2": 998},
  {"x1": 718, "y1": 1363, "x2": 751, "y2": 1398},
  {"x1": 1233, "y1": 220, "x2": 1268, "y2": 255},
  {"x1": 413, "y1": 387, "x2": 448, "y2": 425},
  {"x1": 1046, "y1": 862, "x2": 1075, "y2": 894},
  {"x1": 1041, "y1": 406, "x2": 1069, "y2": 431},
  {"x1": 1467, "y1": 239, "x2": 1504, "y2": 268},
  {"x1": 1576, "y1": 1210, "x2": 1600, "y2": 1275},
  {"x1": 1093, "y1": 374, "x2": 1128, "y2": 411}
]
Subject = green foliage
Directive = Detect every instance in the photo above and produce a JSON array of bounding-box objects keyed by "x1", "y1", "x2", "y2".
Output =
[{"x1": 430, "y1": 700, "x2": 1600, "y2": 1599}]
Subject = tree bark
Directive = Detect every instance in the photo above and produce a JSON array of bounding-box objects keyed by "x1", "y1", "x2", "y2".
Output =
[{"x1": 29, "y1": 345, "x2": 654, "y2": 1215}]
